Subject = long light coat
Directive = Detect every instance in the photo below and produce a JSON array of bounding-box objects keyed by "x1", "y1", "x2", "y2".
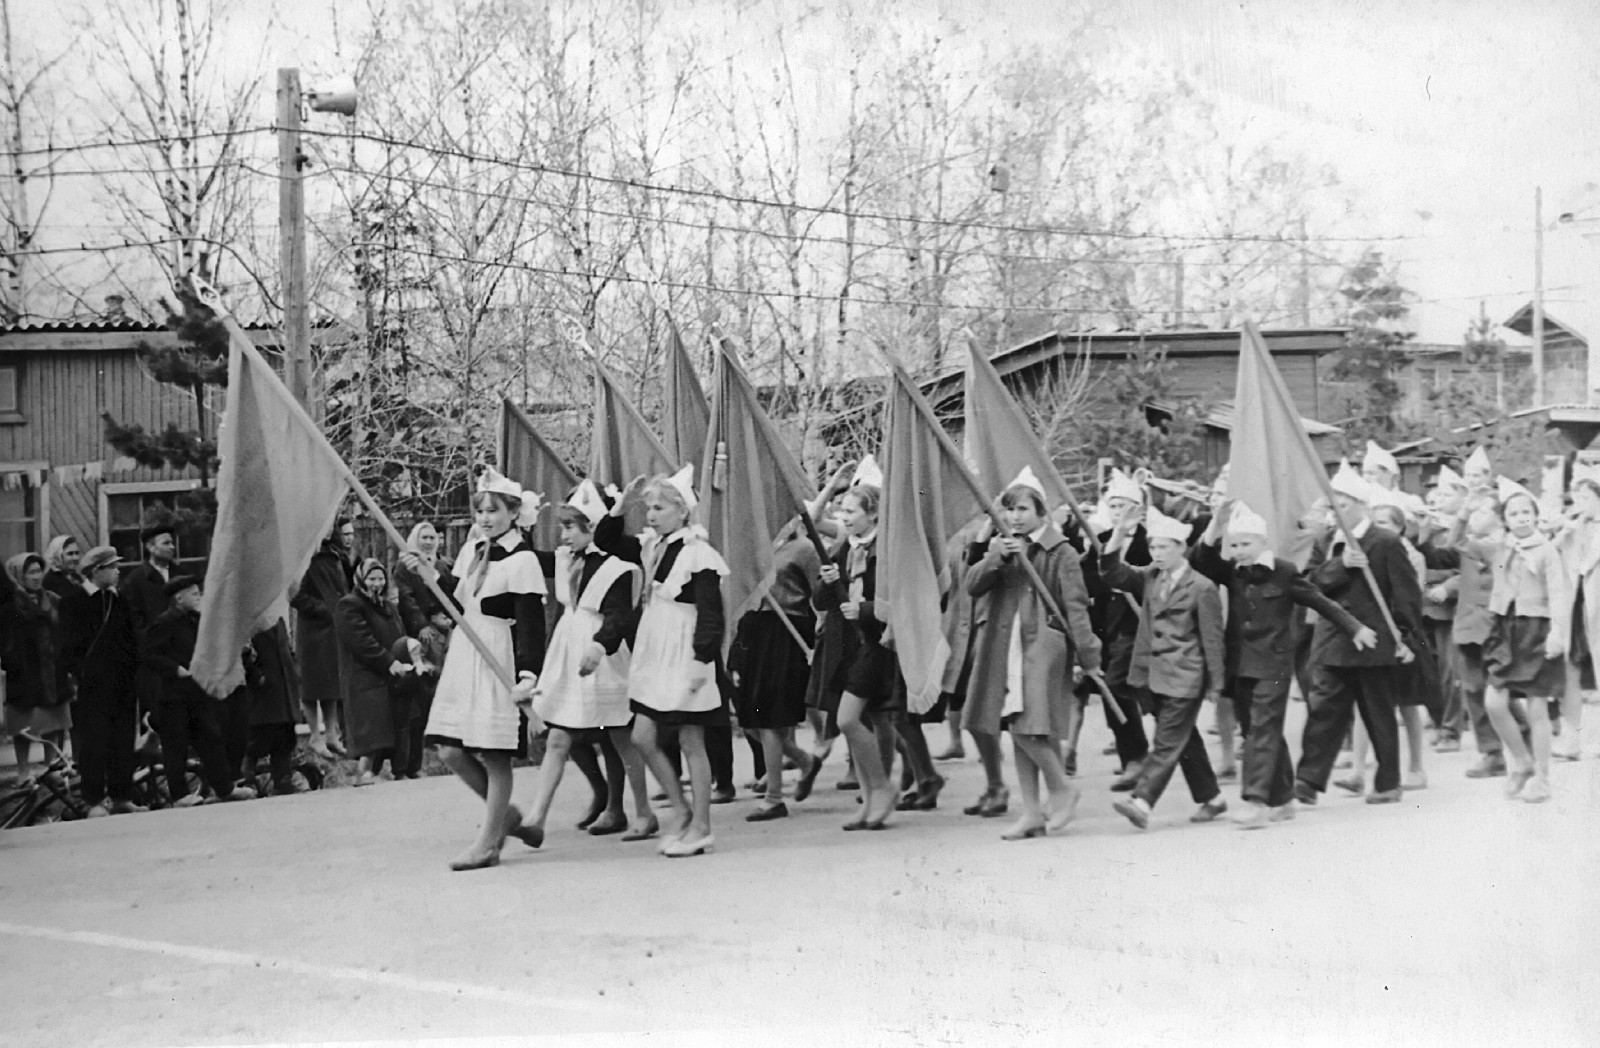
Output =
[{"x1": 962, "y1": 526, "x2": 1100, "y2": 737}]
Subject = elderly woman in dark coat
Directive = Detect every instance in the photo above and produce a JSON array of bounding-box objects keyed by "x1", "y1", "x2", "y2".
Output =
[
  {"x1": 292, "y1": 518, "x2": 355, "y2": 758},
  {"x1": 963, "y1": 470, "x2": 1103, "y2": 841},
  {"x1": 334, "y1": 558, "x2": 412, "y2": 785},
  {"x1": 2, "y1": 552, "x2": 73, "y2": 783},
  {"x1": 41, "y1": 536, "x2": 84, "y2": 602}
]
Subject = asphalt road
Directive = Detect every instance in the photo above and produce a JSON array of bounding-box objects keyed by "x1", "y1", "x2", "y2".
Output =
[{"x1": 2, "y1": 709, "x2": 1596, "y2": 1047}]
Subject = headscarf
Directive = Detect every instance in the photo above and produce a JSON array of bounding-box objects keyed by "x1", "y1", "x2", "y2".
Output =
[
  {"x1": 405, "y1": 522, "x2": 439, "y2": 568},
  {"x1": 6, "y1": 552, "x2": 45, "y2": 606},
  {"x1": 44, "y1": 536, "x2": 81, "y2": 580},
  {"x1": 357, "y1": 557, "x2": 390, "y2": 604}
]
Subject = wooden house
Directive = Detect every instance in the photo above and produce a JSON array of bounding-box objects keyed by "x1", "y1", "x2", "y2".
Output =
[
  {"x1": 0, "y1": 320, "x2": 319, "y2": 572},
  {"x1": 919, "y1": 326, "x2": 1349, "y2": 477}
]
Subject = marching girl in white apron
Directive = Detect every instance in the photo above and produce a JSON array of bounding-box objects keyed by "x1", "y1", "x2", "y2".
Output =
[
  {"x1": 515, "y1": 480, "x2": 657, "y2": 846},
  {"x1": 420, "y1": 469, "x2": 547, "y2": 871},
  {"x1": 597, "y1": 466, "x2": 730, "y2": 858}
]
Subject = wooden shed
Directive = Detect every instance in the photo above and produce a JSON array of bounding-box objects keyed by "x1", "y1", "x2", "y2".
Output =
[
  {"x1": 920, "y1": 326, "x2": 1348, "y2": 477},
  {"x1": 0, "y1": 320, "x2": 314, "y2": 570}
]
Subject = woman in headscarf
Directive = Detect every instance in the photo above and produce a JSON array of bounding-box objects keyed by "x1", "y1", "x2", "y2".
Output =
[
  {"x1": 395, "y1": 521, "x2": 456, "y2": 636},
  {"x1": 334, "y1": 558, "x2": 412, "y2": 787},
  {"x1": 41, "y1": 536, "x2": 84, "y2": 602},
  {"x1": 1, "y1": 552, "x2": 73, "y2": 783}
]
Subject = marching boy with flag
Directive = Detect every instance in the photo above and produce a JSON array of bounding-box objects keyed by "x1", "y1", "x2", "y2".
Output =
[{"x1": 1191, "y1": 502, "x2": 1377, "y2": 828}]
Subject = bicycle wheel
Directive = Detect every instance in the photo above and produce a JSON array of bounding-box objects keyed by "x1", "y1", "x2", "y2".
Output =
[{"x1": 0, "y1": 789, "x2": 40, "y2": 829}]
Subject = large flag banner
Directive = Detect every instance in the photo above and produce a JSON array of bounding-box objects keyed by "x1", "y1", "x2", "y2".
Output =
[
  {"x1": 664, "y1": 322, "x2": 710, "y2": 466},
  {"x1": 1230, "y1": 321, "x2": 1327, "y2": 566},
  {"x1": 964, "y1": 342, "x2": 1075, "y2": 509},
  {"x1": 191, "y1": 320, "x2": 351, "y2": 698},
  {"x1": 499, "y1": 398, "x2": 579, "y2": 549},
  {"x1": 878, "y1": 366, "x2": 982, "y2": 713},
  {"x1": 701, "y1": 338, "x2": 817, "y2": 622},
  {"x1": 589, "y1": 359, "x2": 676, "y2": 483}
]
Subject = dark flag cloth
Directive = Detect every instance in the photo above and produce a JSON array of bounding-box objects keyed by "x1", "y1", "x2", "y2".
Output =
[
  {"x1": 700, "y1": 338, "x2": 817, "y2": 624},
  {"x1": 878, "y1": 365, "x2": 982, "y2": 714},
  {"x1": 498, "y1": 398, "x2": 579, "y2": 549},
  {"x1": 664, "y1": 321, "x2": 710, "y2": 466},
  {"x1": 192, "y1": 312, "x2": 351, "y2": 698},
  {"x1": 1230, "y1": 320, "x2": 1328, "y2": 567},
  {"x1": 964, "y1": 341, "x2": 1077, "y2": 510}
]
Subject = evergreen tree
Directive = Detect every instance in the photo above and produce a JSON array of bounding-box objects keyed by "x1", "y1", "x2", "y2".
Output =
[
  {"x1": 1329, "y1": 249, "x2": 1417, "y2": 444},
  {"x1": 103, "y1": 284, "x2": 227, "y2": 534}
]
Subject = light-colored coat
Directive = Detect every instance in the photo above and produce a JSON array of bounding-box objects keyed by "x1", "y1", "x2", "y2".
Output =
[
  {"x1": 962, "y1": 527, "x2": 1100, "y2": 737},
  {"x1": 1555, "y1": 518, "x2": 1600, "y2": 652}
]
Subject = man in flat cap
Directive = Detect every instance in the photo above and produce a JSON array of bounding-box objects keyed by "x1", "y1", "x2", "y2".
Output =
[
  {"x1": 121, "y1": 521, "x2": 181, "y2": 719},
  {"x1": 59, "y1": 546, "x2": 146, "y2": 816}
]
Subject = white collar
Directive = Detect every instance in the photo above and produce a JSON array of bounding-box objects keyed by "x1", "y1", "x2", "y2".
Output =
[
  {"x1": 662, "y1": 526, "x2": 692, "y2": 546},
  {"x1": 1250, "y1": 550, "x2": 1276, "y2": 568},
  {"x1": 849, "y1": 529, "x2": 877, "y2": 549},
  {"x1": 1026, "y1": 525, "x2": 1047, "y2": 544},
  {"x1": 486, "y1": 528, "x2": 521, "y2": 551},
  {"x1": 1160, "y1": 560, "x2": 1190, "y2": 584},
  {"x1": 1509, "y1": 531, "x2": 1547, "y2": 552}
]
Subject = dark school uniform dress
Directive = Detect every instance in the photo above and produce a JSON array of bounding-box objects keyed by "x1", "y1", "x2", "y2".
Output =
[
  {"x1": 812, "y1": 533, "x2": 900, "y2": 713},
  {"x1": 729, "y1": 536, "x2": 819, "y2": 731}
]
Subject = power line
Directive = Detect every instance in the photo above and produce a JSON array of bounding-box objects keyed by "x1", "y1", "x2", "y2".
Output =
[
  {"x1": 345, "y1": 239, "x2": 1247, "y2": 317},
  {"x1": 0, "y1": 127, "x2": 276, "y2": 160},
  {"x1": 321, "y1": 162, "x2": 1368, "y2": 272},
  {"x1": 297, "y1": 125, "x2": 1418, "y2": 248}
]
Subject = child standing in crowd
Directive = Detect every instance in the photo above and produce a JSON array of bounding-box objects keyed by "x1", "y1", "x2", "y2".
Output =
[
  {"x1": 1102, "y1": 505, "x2": 1229, "y2": 829},
  {"x1": 1483, "y1": 487, "x2": 1570, "y2": 802},
  {"x1": 421, "y1": 469, "x2": 547, "y2": 870},
  {"x1": 599, "y1": 466, "x2": 730, "y2": 858},
  {"x1": 964, "y1": 468, "x2": 1101, "y2": 840},
  {"x1": 517, "y1": 480, "x2": 655, "y2": 846}
]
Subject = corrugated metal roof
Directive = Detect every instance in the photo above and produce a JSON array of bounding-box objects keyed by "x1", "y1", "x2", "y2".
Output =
[
  {"x1": 1147, "y1": 399, "x2": 1342, "y2": 436},
  {"x1": 0, "y1": 318, "x2": 157, "y2": 334}
]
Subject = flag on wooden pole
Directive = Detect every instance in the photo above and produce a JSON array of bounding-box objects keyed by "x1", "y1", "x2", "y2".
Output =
[
  {"x1": 701, "y1": 337, "x2": 817, "y2": 621},
  {"x1": 963, "y1": 342, "x2": 1075, "y2": 509},
  {"x1": 589, "y1": 359, "x2": 676, "y2": 483},
  {"x1": 498, "y1": 398, "x2": 578, "y2": 549},
  {"x1": 1229, "y1": 321, "x2": 1328, "y2": 566},
  {"x1": 190, "y1": 322, "x2": 351, "y2": 698},
  {"x1": 878, "y1": 366, "x2": 982, "y2": 713},
  {"x1": 664, "y1": 321, "x2": 710, "y2": 465}
]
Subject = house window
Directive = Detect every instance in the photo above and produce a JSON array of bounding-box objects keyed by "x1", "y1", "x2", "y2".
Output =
[
  {"x1": 101, "y1": 481, "x2": 211, "y2": 575},
  {"x1": 0, "y1": 466, "x2": 43, "y2": 561},
  {"x1": 0, "y1": 364, "x2": 21, "y2": 423}
]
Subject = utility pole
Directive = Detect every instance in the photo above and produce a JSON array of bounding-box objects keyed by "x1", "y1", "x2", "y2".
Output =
[
  {"x1": 278, "y1": 68, "x2": 311, "y2": 411},
  {"x1": 1533, "y1": 186, "x2": 1546, "y2": 407},
  {"x1": 1171, "y1": 254, "x2": 1185, "y2": 328}
]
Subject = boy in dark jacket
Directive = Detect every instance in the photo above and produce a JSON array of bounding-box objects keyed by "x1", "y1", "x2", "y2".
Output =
[
  {"x1": 141, "y1": 576, "x2": 256, "y2": 806},
  {"x1": 1191, "y1": 500, "x2": 1377, "y2": 828}
]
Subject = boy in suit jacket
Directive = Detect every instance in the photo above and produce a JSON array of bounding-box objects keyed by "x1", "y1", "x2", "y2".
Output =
[
  {"x1": 1295, "y1": 468, "x2": 1424, "y2": 806},
  {"x1": 1101, "y1": 506, "x2": 1227, "y2": 829},
  {"x1": 1192, "y1": 502, "x2": 1377, "y2": 828}
]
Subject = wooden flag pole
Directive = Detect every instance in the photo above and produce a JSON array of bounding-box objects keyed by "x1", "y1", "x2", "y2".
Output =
[
  {"x1": 198, "y1": 288, "x2": 522, "y2": 695},
  {"x1": 1310, "y1": 475, "x2": 1410, "y2": 654},
  {"x1": 888, "y1": 365, "x2": 1123, "y2": 722}
]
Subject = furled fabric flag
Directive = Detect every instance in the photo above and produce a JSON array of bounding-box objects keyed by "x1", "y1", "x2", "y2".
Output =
[
  {"x1": 589, "y1": 359, "x2": 676, "y2": 483},
  {"x1": 964, "y1": 342, "x2": 1076, "y2": 509},
  {"x1": 878, "y1": 365, "x2": 982, "y2": 713},
  {"x1": 1229, "y1": 321, "x2": 1328, "y2": 566},
  {"x1": 701, "y1": 338, "x2": 817, "y2": 622},
  {"x1": 664, "y1": 322, "x2": 710, "y2": 466},
  {"x1": 191, "y1": 319, "x2": 351, "y2": 698},
  {"x1": 499, "y1": 398, "x2": 578, "y2": 549}
]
